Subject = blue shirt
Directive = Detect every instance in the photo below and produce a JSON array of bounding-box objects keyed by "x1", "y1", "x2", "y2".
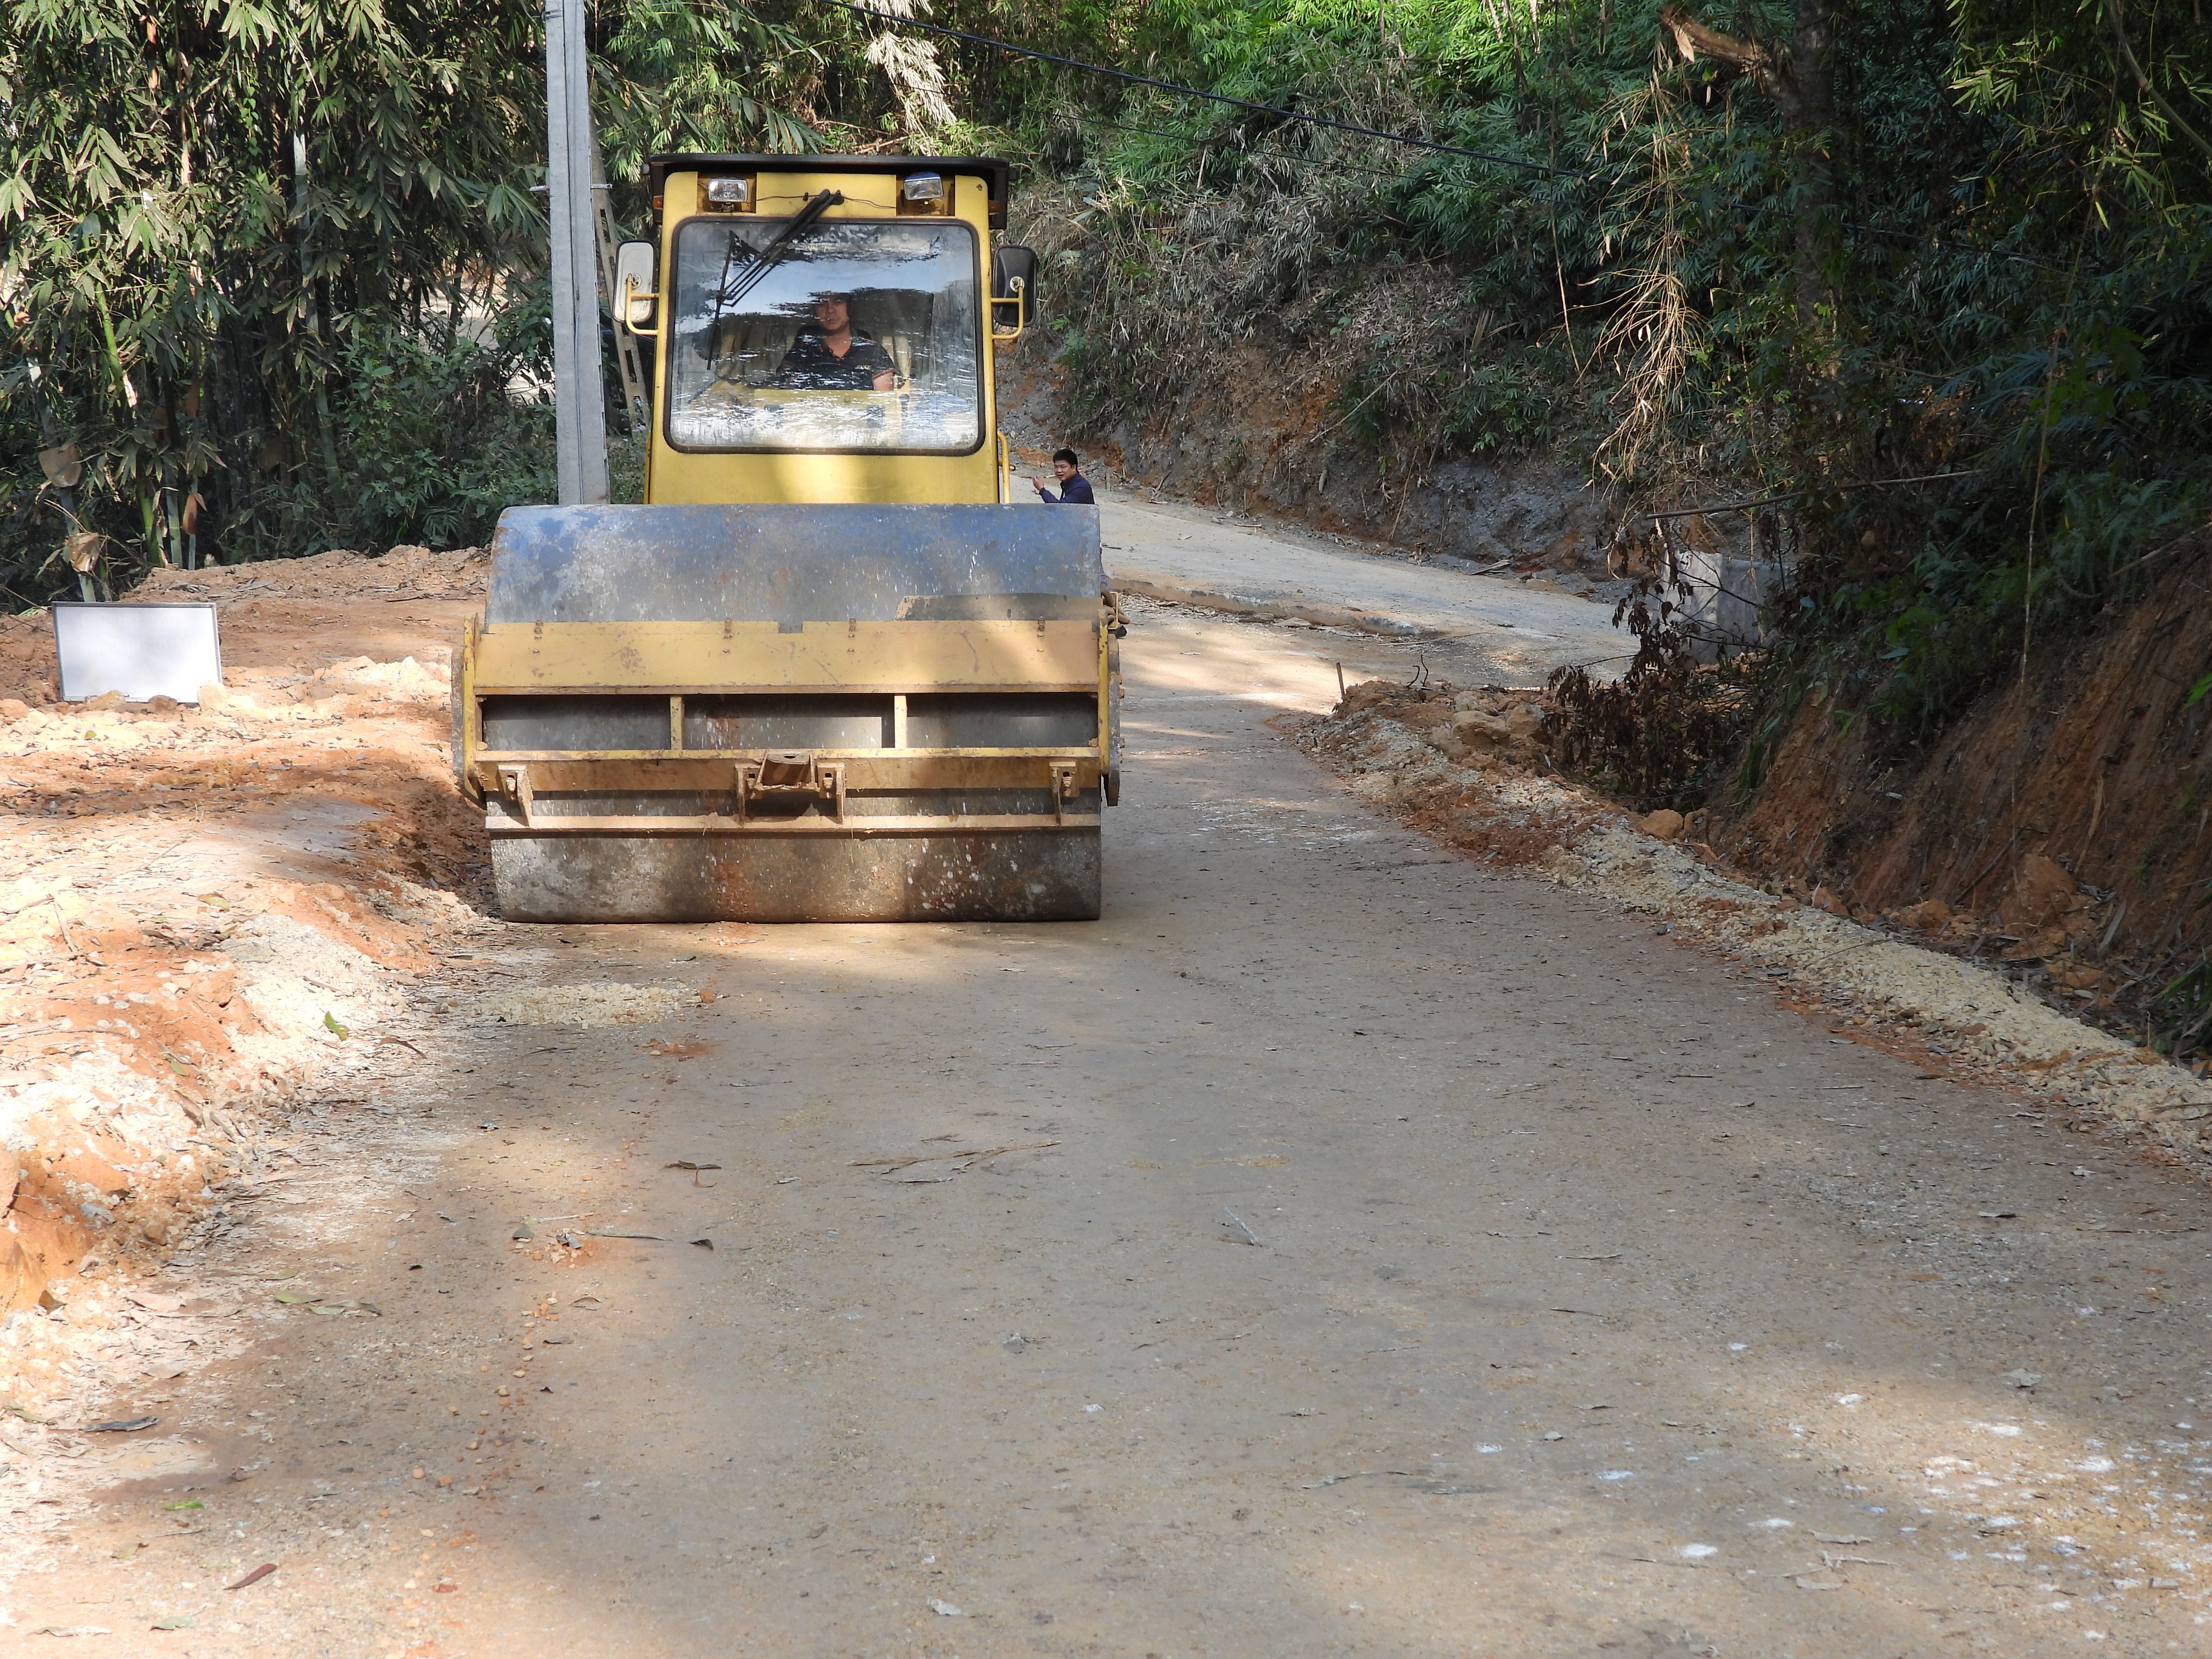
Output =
[{"x1": 1038, "y1": 472, "x2": 1094, "y2": 505}]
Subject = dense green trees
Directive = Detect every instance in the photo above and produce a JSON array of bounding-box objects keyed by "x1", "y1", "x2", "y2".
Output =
[
  {"x1": 959, "y1": 0, "x2": 2208, "y2": 745},
  {"x1": 0, "y1": 0, "x2": 940, "y2": 596},
  {"x1": 0, "y1": 1, "x2": 553, "y2": 592}
]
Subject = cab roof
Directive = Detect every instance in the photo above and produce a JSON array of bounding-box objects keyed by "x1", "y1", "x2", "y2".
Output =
[{"x1": 646, "y1": 154, "x2": 1011, "y2": 228}]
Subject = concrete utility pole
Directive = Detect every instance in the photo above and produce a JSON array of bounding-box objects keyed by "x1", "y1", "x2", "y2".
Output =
[{"x1": 546, "y1": 0, "x2": 609, "y2": 504}]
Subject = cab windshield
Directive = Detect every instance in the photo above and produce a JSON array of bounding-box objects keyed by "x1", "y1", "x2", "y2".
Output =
[{"x1": 665, "y1": 216, "x2": 983, "y2": 454}]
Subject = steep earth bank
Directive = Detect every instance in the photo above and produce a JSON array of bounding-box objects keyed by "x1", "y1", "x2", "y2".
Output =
[{"x1": 1705, "y1": 534, "x2": 2212, "y2": 1046}]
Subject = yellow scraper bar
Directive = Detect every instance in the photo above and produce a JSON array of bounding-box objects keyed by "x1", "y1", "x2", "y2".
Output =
[{"x1": 472, "y1": 617, "x2": 1099, "y2": 694}]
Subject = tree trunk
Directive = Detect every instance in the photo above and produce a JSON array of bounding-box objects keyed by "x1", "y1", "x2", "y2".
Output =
[
  {"x1": 1789, "y1": 0, "x2": 1838, "y2": 328},
  {"x1": 1657, "y1": 1, "x2": 1839, "y2": 326}
]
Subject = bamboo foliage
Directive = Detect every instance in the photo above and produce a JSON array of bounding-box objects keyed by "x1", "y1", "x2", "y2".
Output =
[
  {"x1": 0, "y1": 0, "x2": 984, "y2": 594},
  {"x1": 0, "y1": 0, "x2": 551, "y2": 586},
  {"x1": 4, "y1": 0, "x2": 2206, "y2": 624},
  {"x1": 597, "y1": 0, "x2": 826, "y2": 185}
]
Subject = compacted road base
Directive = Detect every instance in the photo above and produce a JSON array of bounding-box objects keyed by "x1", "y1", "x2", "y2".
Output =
[{"x1": 18, "y1": 609, "x2": 2211, "y2": 1658}]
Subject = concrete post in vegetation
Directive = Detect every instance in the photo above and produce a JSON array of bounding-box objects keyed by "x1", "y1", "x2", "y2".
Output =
[{"x1": 546, "y1": 0, "x2": 610, "y2": 505}]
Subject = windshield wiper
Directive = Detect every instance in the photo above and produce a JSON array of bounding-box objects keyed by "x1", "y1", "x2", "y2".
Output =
[{"x1": 707, "y1": 188, "x2": 844, "y2": 351}]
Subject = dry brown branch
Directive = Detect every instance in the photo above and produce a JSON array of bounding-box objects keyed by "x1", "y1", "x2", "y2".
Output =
[
  {"x1": 1658, "y1": 4, "x2": 1773, "y2": 79},
  {"x1": 1593, "y1": 78, "x2": 1702, "y2": 479},
  {"x1": 850, "y1": 1139, "x2": 1060, "y2": 1170}
]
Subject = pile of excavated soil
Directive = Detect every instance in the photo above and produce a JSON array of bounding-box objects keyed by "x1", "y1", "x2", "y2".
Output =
[
  {"x1": 1303, "y1": 680, "x2": 2212, "y2": 1162},
  {"x1": 136, "y1": 541, "x2": 490, "y2": 605},
  {"x1": 0, "y1": 548, "x2": 496, "y2": 1410},
  {"x1": 0, "y1": 545, "x2": 491, "y2": 712}
]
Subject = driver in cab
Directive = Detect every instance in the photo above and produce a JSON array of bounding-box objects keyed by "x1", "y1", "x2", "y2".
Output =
[{"x1": 774, "y1": 293, "x2": 896, "y2": 391}]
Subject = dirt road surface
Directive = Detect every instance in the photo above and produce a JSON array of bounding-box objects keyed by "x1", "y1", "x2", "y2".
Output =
[
  {"x1": 6, "y1": 532, "x2": 2211, "y2": 1657},
  {"x1": 1090, "y1": 489, "x2": 1624, "y2": 684}
]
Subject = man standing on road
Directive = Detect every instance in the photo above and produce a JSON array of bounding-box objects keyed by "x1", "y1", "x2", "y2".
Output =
[{"x1": 1031, "y1": 448, "x2": 1094, "y2": 505}]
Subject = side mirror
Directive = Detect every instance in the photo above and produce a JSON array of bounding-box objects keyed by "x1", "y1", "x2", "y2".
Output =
[
  {"x1": 990, "y1": 244, "x2": 1037, "y2": 337},
  {"x1": 614, "y1": 240, "x2": 658, "y2": 335}
]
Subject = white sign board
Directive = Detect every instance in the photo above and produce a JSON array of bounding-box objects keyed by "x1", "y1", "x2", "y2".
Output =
[{"x1": 52, "y1": 602, "x2": 224, "y2": 704}]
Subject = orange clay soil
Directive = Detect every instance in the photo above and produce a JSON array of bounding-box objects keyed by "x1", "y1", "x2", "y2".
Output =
[
  {"x1": 0, "y1": 547, "x2": 489, "y2": 1337},
  {"x1": 1705, "y1": 534, "x2": 2212, "y2": 1040}
]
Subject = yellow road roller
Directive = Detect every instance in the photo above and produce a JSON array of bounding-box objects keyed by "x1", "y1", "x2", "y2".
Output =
[{"x1": 453, "y1": 154, "x2": 1121, "y2": 922}]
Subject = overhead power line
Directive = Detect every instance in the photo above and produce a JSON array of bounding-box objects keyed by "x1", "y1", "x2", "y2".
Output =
[{"x1": 816, "y1": 0, "x2": 1580, "y2": 178}]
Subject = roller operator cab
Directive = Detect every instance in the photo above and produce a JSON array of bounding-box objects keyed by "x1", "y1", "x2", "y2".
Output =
[{"x1": 453, "y1": 155, "x2": 1121, "y2": 923}]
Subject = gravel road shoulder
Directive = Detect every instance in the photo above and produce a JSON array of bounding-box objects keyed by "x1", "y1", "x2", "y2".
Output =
[{"x1": 1302, "y1": 678, "x2": 2212, "y2": 1164}]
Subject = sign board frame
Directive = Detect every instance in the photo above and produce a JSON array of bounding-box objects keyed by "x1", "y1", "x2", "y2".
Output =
[{"x1": 51, "y1": 601, "x2": 224, "y2": 704}]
